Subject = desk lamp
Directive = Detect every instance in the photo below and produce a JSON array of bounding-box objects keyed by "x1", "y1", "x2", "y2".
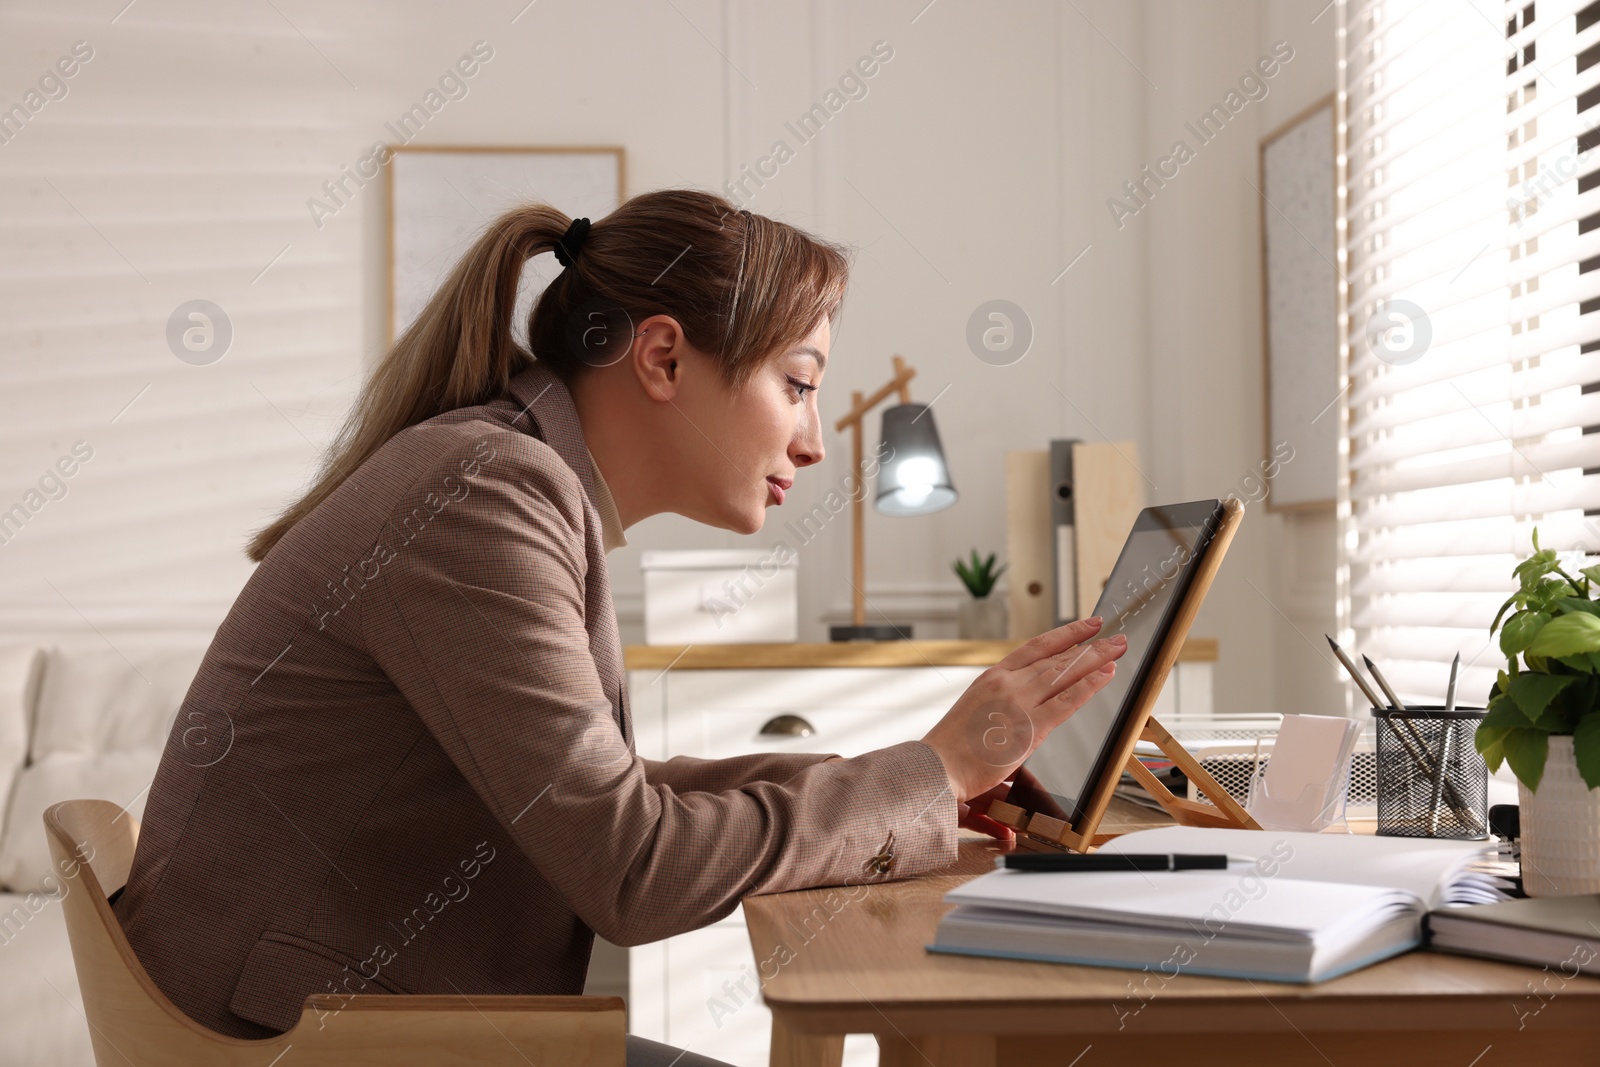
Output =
[{"x1": 829, "y1": 355, "x2": 958, "y2": 641}]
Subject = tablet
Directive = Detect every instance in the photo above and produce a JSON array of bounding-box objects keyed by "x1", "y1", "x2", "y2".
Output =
[{"x1": 1004, "y1": 498, "x2": 1229, "y2": 827}]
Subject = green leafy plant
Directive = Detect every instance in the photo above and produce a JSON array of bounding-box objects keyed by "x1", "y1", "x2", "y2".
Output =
[
  {"x1": 953, "y1": 549, "x2": 1006, "y2": 599},
  {"x1": 1475, "y1": 528, "x2": 1600, "y2": 792}
]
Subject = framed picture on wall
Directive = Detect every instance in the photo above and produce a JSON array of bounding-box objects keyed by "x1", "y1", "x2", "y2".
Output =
[
  {"x1": 1259, "y1": 96, "x2": 1337, "y2": 512},
  {"x1": 385, "y1": 145, "x2": 626, "y2": 349}
]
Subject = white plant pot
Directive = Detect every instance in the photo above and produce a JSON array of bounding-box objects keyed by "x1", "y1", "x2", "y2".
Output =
[
  {"x1": 1518, "y1": 734, "x2": 1600, "y2": 897},
  {"x1": 957, "y1": 595, "x2": 1008, "y2": 640}
]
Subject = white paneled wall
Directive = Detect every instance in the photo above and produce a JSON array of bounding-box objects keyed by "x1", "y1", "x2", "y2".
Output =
[{"x1": 0, "y1": 2, "x2": 375, "y2": 643}]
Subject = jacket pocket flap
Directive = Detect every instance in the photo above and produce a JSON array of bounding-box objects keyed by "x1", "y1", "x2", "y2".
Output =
[{"x1": 228, "y1": 929, "x2": 410, "y2": 1033}]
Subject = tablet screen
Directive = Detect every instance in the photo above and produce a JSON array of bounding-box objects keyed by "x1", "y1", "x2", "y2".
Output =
[{"x1": 1005, "y1": 499, "x2": 1223, "y2": 825}]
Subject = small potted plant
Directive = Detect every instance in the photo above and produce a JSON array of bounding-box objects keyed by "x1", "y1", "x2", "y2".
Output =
[
  {"x1": 953, "y1": 549, "x2": 1008, "y2": 640},
  {"x1": 1475, "y1": 529, "x2": 1600, "y2": 895}
]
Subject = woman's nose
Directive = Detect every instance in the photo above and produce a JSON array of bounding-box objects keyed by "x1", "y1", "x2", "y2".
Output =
[{"x1": 792, "y1": 412, "x2": 825, "y2": 467}]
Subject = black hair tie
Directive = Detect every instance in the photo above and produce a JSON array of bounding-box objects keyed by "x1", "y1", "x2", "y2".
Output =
[{"x1": 553, "y1": 217, "x2": 591, "y2": 268}]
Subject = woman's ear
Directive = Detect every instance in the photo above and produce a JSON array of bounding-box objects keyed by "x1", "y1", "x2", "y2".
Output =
[{"x1": 631, "y1": 313, "x2": 686, "y2": 402}]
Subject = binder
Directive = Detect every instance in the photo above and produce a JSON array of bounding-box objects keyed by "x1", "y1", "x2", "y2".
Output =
[
  {"x1": 1049, "y1": 438, "x2": 1079, "y2": 628},
  {"x1": 1004, "y1": 440, "x2": 1144, "y2": 639},
  {"x1": 1069, "y1": 440, "x2": 1144, "y2": 620},
  {"x1": 1004, "y1": 450, "x2": 1053, "y2": 641}
]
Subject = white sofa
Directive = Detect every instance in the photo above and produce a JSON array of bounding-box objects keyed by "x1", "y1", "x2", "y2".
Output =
[{"x1": 0, "y1": 641, "x2": 207, "y2": 1067}]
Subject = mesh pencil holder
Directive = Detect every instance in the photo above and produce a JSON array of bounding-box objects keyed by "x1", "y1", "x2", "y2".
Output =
[{"x1": 1371, "y1": 706, "x2": 1489, "y2": 840}]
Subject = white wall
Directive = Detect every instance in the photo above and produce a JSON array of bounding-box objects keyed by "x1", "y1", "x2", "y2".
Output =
[
  {"x1": 1138, "y1": 0, "x2": 1342, "y2": 717},
  {"x1": 0, "y1": 0, "x2": 1338, "y2": 715}
]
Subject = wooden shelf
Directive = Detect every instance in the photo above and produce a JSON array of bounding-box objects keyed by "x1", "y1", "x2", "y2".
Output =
[{"x1": 623, "y1": 636, "x2": 1218, "y2": 671}]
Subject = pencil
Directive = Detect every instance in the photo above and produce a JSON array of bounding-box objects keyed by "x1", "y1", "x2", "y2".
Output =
[
  {"x1": 1429, "y1": 653, "x2": 1463, "y2": 835},
  {"x1": 1362, "y1": 655, "x2": 1407, "y2": 711},
  {"x1": 1325, "y1": 635, "x2": 1385, "y2": 708}
]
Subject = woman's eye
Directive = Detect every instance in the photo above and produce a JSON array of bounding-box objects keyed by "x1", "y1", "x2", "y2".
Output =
[{"x1": 787, "y1": 377, "x2": 816, "y2": 401}]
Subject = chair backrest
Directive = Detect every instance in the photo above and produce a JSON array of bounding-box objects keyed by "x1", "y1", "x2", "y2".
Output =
[
  {"x1": 43, "y1": 799, "x2": 628, "y2": 1067},
  {"x1": 43, "y1": 799, "x2": 282, "y2": 1065}
]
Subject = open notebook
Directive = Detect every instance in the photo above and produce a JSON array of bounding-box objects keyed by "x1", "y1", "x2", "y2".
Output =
[{"x1": 929, "y1": 826, "x2": 1507, "y2": 983}]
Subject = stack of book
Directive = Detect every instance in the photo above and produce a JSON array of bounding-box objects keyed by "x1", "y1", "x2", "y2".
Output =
[{"x1": 929, "y1": 826, "x2": 1508, "y2": 983}]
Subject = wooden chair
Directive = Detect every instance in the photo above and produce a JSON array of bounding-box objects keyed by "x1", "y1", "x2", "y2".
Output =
[{"x1": 43, "y1": 799, "x2": 626, "y2": 1066}]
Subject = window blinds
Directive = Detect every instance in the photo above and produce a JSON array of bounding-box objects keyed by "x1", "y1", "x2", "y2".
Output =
[{"x1": 1339, "y1": 0, "x2": 1600, "y2": 703}]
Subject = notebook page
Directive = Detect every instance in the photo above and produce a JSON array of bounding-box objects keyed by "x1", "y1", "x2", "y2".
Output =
[{"x1": 1097, "y1": 826, "x2": 1495, "y2": 908}]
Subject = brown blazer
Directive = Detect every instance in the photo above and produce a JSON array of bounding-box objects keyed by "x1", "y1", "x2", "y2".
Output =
[{"x1": 113, "y1": 358, "x2": 959, "y2": 1038}]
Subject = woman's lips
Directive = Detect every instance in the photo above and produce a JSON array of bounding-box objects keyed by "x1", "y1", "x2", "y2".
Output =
[{"x1": 766, "y1": 478, "x2": 787, "y2": 505}]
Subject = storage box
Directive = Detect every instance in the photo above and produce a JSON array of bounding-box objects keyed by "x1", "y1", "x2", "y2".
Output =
[{"x1": 640, "y1": 549, "x2": 798, "y2": 645}]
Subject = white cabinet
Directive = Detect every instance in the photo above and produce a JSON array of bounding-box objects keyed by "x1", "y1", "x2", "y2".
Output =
[
  {"x1": 621, "y1": 643, "x2": 1215, "y2": 1067},
  {"x1": 627, "y1": 663, "x2": 982, "y2": 1067}
]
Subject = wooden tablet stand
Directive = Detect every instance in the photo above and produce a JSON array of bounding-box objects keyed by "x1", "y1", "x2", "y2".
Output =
[{"x1": 988, "y1": 498, "x2": 1262, "y2": 854}]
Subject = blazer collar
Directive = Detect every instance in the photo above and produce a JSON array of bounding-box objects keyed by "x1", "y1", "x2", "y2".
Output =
[{"x1": 505, "y1": 359, "x2": 598, "y2": 511}]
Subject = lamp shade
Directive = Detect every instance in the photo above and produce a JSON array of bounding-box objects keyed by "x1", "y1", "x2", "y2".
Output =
[{"x1": 875, "y1": 403, "x2": 957, "y2": 516}]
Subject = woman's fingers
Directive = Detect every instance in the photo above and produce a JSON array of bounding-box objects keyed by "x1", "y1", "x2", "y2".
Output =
[
  {"x1": 957, "y1": 794, "x2": 1018, "y2": 840},
  {"x1": 1021, "y1": 633, "x2": 1127, "y2": 702},
  {"x1": 994, "y1": 616, "x2": 1103, "y2": 673},
  {"x1": 961, "y1": 812, "x2": 1017, "y2": 841},
  {"x1": 1035, "y1": 658, "x2": 1120, "y2": 732}
]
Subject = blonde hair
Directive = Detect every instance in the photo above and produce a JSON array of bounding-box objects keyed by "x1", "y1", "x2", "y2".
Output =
[{"x1": 245, "y1": 189, "x2": 850, "y2": 562}]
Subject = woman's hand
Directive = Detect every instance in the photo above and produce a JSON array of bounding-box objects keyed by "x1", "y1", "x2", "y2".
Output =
[{"x1": 920, "y1": 617, "x2": 1126, "y2": 814}]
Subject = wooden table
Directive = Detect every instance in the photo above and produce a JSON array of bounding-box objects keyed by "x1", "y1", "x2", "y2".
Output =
[{"x1": 742, "y1": 824, "x2": 1600, "y2": 1067}]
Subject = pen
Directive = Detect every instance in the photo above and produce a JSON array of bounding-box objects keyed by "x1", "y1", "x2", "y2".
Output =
[{"x1": 1001, "y1": 853, "x2": 1231, "y2": 872}]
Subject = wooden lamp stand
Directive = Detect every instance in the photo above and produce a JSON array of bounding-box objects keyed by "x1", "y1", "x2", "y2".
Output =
[{"x1": 830, "y1": 355, "x2": 921, "y2": 642}]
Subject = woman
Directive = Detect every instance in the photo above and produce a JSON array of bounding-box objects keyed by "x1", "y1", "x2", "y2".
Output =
[{"x1": 112, "y1": 189, "x2": 1125, "y2": 1066}]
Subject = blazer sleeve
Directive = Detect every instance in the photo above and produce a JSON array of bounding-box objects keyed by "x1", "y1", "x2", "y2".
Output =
[
  {"x1": 361, "y1": 433, "x2": 960, "y2": 948},
  {"x1": 640, "y1": 752, "x2": 841, "y2": 793}
]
